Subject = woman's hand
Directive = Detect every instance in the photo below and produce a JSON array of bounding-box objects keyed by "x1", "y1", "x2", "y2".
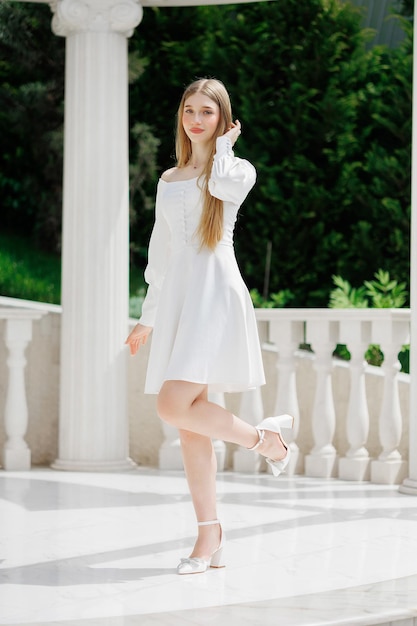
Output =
[
  {"x1": 224, "y1": 119, "x2": 241, "y2": 146},
  {"x1": 125, "y1": 323, "x2": 152, "y2": 356}
]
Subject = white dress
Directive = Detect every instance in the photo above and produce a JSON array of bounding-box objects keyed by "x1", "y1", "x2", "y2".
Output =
[{"x1": 138, "y1": 135, "x2": 266, "y2": 394}]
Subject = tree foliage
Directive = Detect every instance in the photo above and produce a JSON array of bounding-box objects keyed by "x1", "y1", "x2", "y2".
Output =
[
  {"x1": 128, "y1": 0, "x2": 411, "y2": 305},
  {"x1": 0, "y1": 2, "x2": 64, "y2": 251},
  {"x1": 0, "y1": 0, "x2": 412, "y2": 307}
]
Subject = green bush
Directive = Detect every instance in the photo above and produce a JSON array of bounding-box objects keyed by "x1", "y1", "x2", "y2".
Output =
[{"x1": 329, "y1": 270, "x2": 409, "y2": 372}]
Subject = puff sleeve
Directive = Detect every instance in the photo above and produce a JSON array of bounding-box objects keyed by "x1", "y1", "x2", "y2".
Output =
[
  {"x1": 138, "y1": 183, "x2": 171, "y2": 327},
  {"x1": 208, "y1": 136, "x2": 256, "y2": 204}
]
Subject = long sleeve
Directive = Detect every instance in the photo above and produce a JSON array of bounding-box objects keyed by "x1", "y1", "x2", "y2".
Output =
[
  {"x1": 138, "y1": 183, "x2": 171, "y2": 327},
  {"x1": 208, "y1": 135, "x2": 256, "y2": 204}
]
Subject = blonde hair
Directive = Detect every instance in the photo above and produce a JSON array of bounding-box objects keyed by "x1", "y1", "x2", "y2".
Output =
[{"x1": 175, "y1": 78, "x2": 233, "y2": 250}]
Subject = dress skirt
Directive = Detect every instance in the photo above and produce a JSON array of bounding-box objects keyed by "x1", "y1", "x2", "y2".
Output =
[{"x1": 144, "y1": 242, "x2": 265, "y2": 394}]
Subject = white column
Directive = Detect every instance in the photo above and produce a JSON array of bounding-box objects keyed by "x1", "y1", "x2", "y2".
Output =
[
  {"x1": 401, "y1": 1, "x2": 417, "y2": 496},
  {"x1": 305, "y1": 320, "x2": 339, "y2": 478},
  {"x1": 51, "y1": 0, "x2": 143, "y2": 470},
  {"x1": 371, "y1": 317, "x2": 409, "y2": 484},
  {"x1": 338, "y1": 320, "x2": 372, "y2": 481}
]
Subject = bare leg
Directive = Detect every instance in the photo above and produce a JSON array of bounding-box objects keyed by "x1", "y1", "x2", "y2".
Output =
[
  {"x1": 159, "y1": 381, "x2": 288, "y2": 562},
  {"x1": 157, "y1": 380, "x2": 287, "y2": 462},
  {"x1": 180, "y1": 431, "x2": 222, "y2": 558},
  {"x1": 178, "y1": 387, "x2": 221, "y2": 559}
]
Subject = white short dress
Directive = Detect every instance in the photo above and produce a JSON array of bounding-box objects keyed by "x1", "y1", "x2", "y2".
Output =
[{"x1": 138, "y1": 135, "x2": 266, "y2": 394}]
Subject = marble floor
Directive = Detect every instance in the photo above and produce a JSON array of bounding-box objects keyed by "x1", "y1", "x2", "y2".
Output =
[{"x1": 0, "y1": 468, "x2": 416, "y2": 626}]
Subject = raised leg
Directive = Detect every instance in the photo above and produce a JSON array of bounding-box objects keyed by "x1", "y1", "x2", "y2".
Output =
[{"x1": 157, "y1": 380, "x2": 287, "y2": 462}]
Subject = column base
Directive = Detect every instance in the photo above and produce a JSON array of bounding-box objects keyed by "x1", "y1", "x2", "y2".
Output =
[
  {"x1": 305, "y1": 454, "x2": 338, "y2": 479},
  {"x1": 371, "y1": 459, "x2": 408, "y2": 485},
  {"x1": 399, "y1": 478, "x2": 417, "y2": 496},
  {"x1": 3, "y1": 447, "x2": 31, "y2": 471},
  {"x1": 51, "y1": 457, "x2": 137, "y2": 472},
  {"x1": 338, "y1": 457, "x2": 371, "y2": 482}
]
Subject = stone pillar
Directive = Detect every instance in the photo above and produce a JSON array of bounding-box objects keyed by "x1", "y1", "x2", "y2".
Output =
[
  {"x1": 401, "y1": 2, "x2": 417, "y2": 496},
  {"x1": 51, "y1": 0, "x2": 143, "y2": 470}
]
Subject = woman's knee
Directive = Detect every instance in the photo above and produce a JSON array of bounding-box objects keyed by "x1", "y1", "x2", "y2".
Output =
[
  {"x1": 157, "y1": 381, "x2": 188, "y2": 425},
  {"x1": 156, "y1": 380, "x2": 207, "y2": 426},
  {"x1": 156, "y1": 387, "x2": 178, "y2": 425}
]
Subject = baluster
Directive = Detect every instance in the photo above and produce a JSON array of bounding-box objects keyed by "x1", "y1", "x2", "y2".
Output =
[
  {"x1": 371, "y1": 317, "x2": 409, "y2": 484},
  {"x1": 3, "y1": 318, "x2": 33, "y2": 470},
  {"x1": 158, "y1": 421, "x2": 183, "y2": 470},
  {"x1": 338, "y1": 319, "x2": 372, "y2": 481},
  {"x1": 209, "y1": 391, "x2": 227, "y2": 471},
  {"x1": 269, "y1": 319, "x2": 304, "y2": 475},
  {"x1": 233, "y1": 386, "x2": 264, "y2": 473},
  {"x1": 305, "y1": 319, "x2": 339, "y2": 478}
]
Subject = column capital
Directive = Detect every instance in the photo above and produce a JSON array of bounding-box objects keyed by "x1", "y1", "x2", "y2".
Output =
[{"x1": 51, "y1": 0, "x2": 143, "y2": 37}]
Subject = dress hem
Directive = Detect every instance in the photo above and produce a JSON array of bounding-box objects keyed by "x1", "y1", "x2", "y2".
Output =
[{"x1": 144, "y1": 377, "x2": 266, "y2": 395}]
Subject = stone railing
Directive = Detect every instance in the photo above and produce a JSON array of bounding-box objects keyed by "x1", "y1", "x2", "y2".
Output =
[
  {"x1": 0, "y1": 298, "x2": 411, "y2": 484},
  {"x1": 242, "y1": 309, "x2": 410, "y2": 484}
]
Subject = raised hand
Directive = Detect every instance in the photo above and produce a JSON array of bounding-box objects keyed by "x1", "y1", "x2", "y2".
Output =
[{"x1": 224, "y1": 119, "x2": 241, "y2": 146}]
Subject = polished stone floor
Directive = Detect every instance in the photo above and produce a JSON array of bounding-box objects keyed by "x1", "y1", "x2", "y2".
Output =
[{"x1": 0, "y1": 468, "x2": 416, "y2": 626}]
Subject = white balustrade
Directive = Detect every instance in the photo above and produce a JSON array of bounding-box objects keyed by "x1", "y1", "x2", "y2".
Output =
[
  {"x1": 1, "y1": 309, "x2": 46, "y2": 470},
  {"x1": 255, "y1": 308, "x2": 411, "y2": 485},
  {"x1": 1, "y1": 302, "x2": 412, "y2": 487}
]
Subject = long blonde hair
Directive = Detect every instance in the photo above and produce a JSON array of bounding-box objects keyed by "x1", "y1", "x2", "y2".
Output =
[{"x1": 175, "y1": 78, "x2": 233, "y2": 250}]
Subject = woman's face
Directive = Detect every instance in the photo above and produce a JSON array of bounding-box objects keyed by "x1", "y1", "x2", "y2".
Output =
[{"x1": 182, "y1": 92, "x2": 221, "y2": 145}]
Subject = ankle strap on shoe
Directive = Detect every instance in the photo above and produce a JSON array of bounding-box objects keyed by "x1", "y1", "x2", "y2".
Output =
[
  {"x1": 198, "y1": 519, "x2": 220, "y2": 526},
  {"x1": 247, "y1": 427, "x2": 265, "y2": 451}
]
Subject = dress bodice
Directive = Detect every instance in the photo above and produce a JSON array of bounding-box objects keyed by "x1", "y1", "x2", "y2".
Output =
[
  {"x1": 157, "y1": 177, "x2": 237, "y2": 250},
  {"x1": 139, "y1": 135, "x2": 256, "y2": 327}
]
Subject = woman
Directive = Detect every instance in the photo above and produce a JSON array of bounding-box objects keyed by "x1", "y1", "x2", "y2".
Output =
[{"x1": 126, "y1": 78, "x2": 293, "y2": 575}]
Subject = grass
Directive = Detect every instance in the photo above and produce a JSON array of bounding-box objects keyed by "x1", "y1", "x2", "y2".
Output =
[
  {"x1": 0, "y1": 232, "x2": 146, "y2": 316},
  {"x1": 0, "y1": 232, "x2": 61, "y2": 304}
]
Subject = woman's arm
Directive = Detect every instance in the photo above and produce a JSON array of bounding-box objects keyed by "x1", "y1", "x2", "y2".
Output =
[{"x1": 208, "y1": 121, "x2": 256, "y2": 204}]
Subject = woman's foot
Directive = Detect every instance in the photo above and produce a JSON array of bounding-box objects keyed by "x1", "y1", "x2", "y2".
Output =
[
  {"x1": 248, "y1": 415, "x2": 294, "y2": 476},
  {"x1": 177, "y1": 520, "x2": 225, "y2": 575},
  {"x1": 255, "y1": 429, "x2": 288, "y2": 462},
  {"x1": 189, "y1": 520, "x2": 222, "y2": 560}
]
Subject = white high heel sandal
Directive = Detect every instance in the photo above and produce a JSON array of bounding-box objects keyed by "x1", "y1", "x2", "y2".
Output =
[
  {"x1": 176, "y1": 520, "x2": 225, "y2": 575},
  {"x1": 248, "y1": 414, "x2": 294, "y2": 476}
]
